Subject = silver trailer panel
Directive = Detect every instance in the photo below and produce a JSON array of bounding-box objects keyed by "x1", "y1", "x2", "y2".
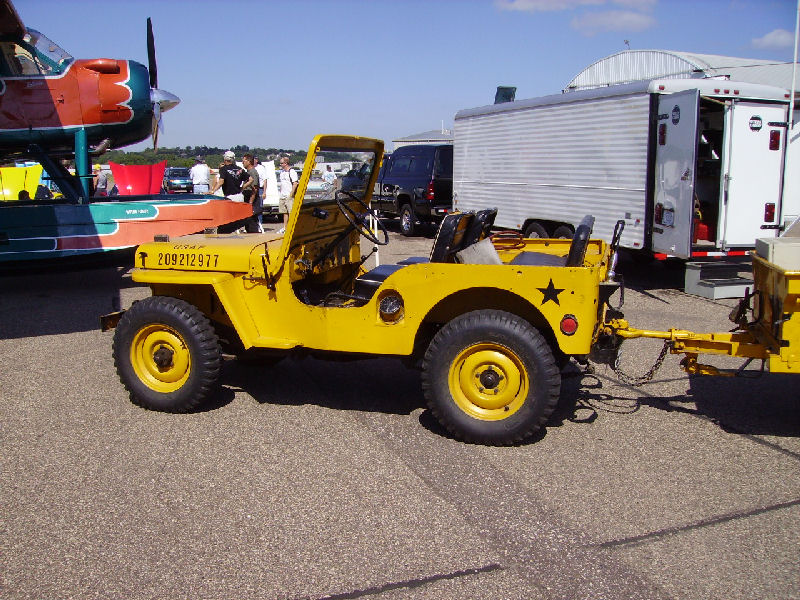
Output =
[{"x1": 454, "y1": 89, "x2": 651, "y2": 249}]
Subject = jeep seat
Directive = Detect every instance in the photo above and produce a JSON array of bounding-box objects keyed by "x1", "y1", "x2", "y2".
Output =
[
  {"x1": 353, "y1": 212, "x2": 476, "y2": 300},
  {"x1": 510, "y1": 215, "x2": 595, "y2": 267},
  {"x1": 397, "y1": 210, "x2": 496, "y2": 266}
]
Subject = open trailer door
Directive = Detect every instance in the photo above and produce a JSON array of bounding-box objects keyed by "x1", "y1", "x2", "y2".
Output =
[
  {"x1": 651, "y1": 89, "x2": 699, "y2": 259},
  {"x1": 719, "y1": 100, "x2": 786, "y2": 247}
]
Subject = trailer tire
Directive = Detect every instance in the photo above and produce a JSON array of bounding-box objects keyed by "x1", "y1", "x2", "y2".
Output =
[
  {"x1": 113, "y1": 296, "x2": 222, "y2": 413},
  {"x1": 553, "y1": 225, "x2": 573, "y2": 239},
  {"x1": 524, "y1": 222, "x2": 548, "y2": 238},
  {"x1": 422, "y1": 310, "x2": 561, "y2": 445},
  {"x1": 399, "y1": 204, "x2": 416, "y2": 237}
]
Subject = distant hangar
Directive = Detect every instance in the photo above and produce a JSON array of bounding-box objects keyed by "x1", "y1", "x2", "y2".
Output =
[{"x1": 564, "y1": 49, "x2": 799, "y2": 92}]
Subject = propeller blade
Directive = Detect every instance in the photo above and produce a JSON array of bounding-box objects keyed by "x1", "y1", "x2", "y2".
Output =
[
  {"x1": 146, "y1": 17, "x2": 158, "y2": 89},
  {"x1": 151, "y1": 101, "x2": 161, "y2": 149}
]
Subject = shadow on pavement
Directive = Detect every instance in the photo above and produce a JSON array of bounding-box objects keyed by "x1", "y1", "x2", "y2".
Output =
[
  {"x1": 221, "y1": 354, "x2": 426, "y2": 416},
  {"x1": 0, "y1": 258, "x2": 142, "y2": 339},
  {"x1": 549, "y1": 362, "x2": 799, "y2": 439}
]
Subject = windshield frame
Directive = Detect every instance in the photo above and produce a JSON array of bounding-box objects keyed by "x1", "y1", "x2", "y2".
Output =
[{"x1": 21, "y1": 28, "x2": 73, "y2": 75}]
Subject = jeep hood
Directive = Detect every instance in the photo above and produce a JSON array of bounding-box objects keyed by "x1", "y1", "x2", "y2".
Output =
[{"x1": 133, "y1": 232, "x2": 282, "y2": 273}]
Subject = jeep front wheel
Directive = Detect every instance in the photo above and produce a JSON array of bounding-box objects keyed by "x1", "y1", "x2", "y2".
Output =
[
  {"x1": 399, "y1": 204, "x2": 416, "y2": 237},
  {"x1": 421, "y1": 310, "x2": 560, "y2": 445},
  {"x1": 113, "y1": 296, "x2": 222, "y2": 413}
]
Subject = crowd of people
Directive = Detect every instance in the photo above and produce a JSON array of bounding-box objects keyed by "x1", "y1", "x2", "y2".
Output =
[
  {"x1": 87, "y1": 150, "x2": 318, "y2": 235},
  {"x1": 203, "y1": 151, "x2": 300, "y2": 233}
]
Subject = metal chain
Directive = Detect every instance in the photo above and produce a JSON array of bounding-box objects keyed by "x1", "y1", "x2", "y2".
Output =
[{"x1": 611, "y1": 340, "x2": 672, "y2": 386}]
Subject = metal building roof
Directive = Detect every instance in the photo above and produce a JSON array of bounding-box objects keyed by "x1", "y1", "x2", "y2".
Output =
[
  {"x1": 392, "y1": 129, "x2": 453, "y2": 150},
  {"x1": 564, "y1": 49, "x2": 799, "y2": 92}
]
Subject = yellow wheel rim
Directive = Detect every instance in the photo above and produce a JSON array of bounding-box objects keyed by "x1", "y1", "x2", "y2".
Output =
[
  {"x1": 448, "y1": 343, "x2": 528, "y2": 421},
  {"x1": 130, "y1": 324, "x2": 191, "y2": 393}
]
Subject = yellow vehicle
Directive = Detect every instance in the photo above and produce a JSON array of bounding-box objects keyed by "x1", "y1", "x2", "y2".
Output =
[{"x1": 103, "y1": 134, "x2": 799, "y2": 445}]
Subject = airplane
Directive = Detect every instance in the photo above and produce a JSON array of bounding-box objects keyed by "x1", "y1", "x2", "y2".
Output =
[{"x1": 0, "y1": 0, "x2": 252, "y2": 263}]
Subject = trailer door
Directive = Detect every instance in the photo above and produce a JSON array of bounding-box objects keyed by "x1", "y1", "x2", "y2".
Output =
[
  {"x1": 720, "y1": 101, "x2": 786, "y2": 247},
  {"x1": 651, "y1": 89, "x2": 699, "y2": 259}
]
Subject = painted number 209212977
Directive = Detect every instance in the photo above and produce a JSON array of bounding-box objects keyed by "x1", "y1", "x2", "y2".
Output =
[{"x1": 157, "y1": 252, "x2": 219, "y2": 267}]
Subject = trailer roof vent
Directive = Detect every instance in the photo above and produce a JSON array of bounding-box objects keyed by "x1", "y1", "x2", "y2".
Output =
[{"x1": 494, "y1": 86, "x2": 517, "y2": 104}]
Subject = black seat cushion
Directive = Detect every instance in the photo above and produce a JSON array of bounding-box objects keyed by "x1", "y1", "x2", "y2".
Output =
[
  {"x1": 510, "y1": 252, "x2": 567, "y2": 266},
  {"x1": 353, "y1": 263, "x2": 406, "y2": 299}
]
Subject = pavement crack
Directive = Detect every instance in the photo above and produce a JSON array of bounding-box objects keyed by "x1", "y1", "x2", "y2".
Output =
[
  {"x1": 591, "y1": 497, "x2": 800, "y2": 549},
  {"x1": 301, "y1": 563, "x2": 503, "y2": 600}
]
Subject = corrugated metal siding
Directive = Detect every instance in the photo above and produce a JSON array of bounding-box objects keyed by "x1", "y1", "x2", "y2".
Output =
[
  {"x1": 566, "y1": 50, "x2": 698, "y2": 91},
  {"x1": 454, "y1": 93, "x2": 651, "y2": 249}
]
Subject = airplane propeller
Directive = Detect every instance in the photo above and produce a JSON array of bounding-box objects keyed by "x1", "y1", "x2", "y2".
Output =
[{"x1": 146, "y1": 17, "x2": 179, "y2": 149}]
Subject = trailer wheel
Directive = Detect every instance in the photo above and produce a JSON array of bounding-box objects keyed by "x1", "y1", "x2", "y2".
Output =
[
  {"x1": 422, "y1": 310, "x2": 561, "y2": 445},
  {"x1": 524, "y1": 222, "x2": 548, "y2": 238},
  {"x1": 113, "y1": 296, "x2": 222, "y2": 413},
  {"x1": 553, "y1": 225, "x2": 573, "y2": 239},
  {"x1": 399, "y1": 204, "x2": 417, "y2": 237}
]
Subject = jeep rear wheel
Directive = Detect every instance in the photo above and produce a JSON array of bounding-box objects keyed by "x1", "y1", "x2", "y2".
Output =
[
  {"x1": 399, "y1": 204, "x2": 416, "y2": 237},
  {"x1": 113, "y1": 296, "x2": 221, "y2": 413},
  {"x1": 421, "y1": 310, "x2": 560, "y2": 445}
]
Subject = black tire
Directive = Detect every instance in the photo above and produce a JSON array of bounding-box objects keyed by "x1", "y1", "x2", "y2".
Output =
[
  {"x1": 523, "y1": 222, "x2": 548, "y2": 238},
  {"x1": 113, "y1": 296, "x2": 222, "y2": 413},
  {"x1": 421, "y1": 310, "x2": 561, "y2": 445},
  {"x1": 553, "y1": 225, "x2": 573, "y2": 239},
  {"x1": 399, "y1": 204, "x2": 416, "y2": 237}
]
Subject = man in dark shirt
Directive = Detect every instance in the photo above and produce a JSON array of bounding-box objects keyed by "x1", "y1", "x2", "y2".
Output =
[
  {"x1": 210, "y1": 150, "x2": 244, "y2": 197},
  {"x1": 241, "y1": 153, "x2": 262, "y2": 233}
]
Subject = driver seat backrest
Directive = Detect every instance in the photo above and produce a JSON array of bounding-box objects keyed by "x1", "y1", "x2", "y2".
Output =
[
  {"x1": 509, "y1": 215, "x2": 595, "y2": 267},
  {"x1": 428, "y1": 212, "x2": 474, "y2": 263},
  {"x1": 460, "y1": 208, "x2": 498, "y2": 249}
]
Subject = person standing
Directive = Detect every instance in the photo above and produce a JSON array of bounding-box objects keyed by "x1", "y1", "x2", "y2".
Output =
[
  {"x1": 241, "y1": 153, "x2": 261, "y2": 233},
  {"x1": 262, "y1": 157, "x2": 280, "y2": 221},
  {"x1": 322, "y1": 164, "x2": 336, "y2": 188},
  {"x1": 278, "y1": 156, "x2": 299, "y2": 226},
  {"x1": 189, "y1": 156, "x2": 211, "y2": 194},
  {"x1": 210, "y1": 150, "x2": 244, "y2": 198},
  {"x1": 253, "y1": 157, "x2": 269, "y2": 229},
  {"x1": 93, "y1": 164, "x2": 108, "y2": 196}
]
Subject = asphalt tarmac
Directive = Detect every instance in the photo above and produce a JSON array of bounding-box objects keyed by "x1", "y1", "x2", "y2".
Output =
[{"x1": 2, "y1": 222, "x2": 798, "y2": 600}]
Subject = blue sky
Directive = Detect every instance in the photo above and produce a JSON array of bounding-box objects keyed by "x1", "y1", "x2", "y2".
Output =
[{"x1": 15, "y1": 0, "x2": 799, "y2": 151}]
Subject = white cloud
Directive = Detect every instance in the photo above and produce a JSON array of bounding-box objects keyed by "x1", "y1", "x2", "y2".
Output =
[
  {"x1": 571, "y1": 10, "x2": 655, "y2": 35},
  {"x1": 495, "y1": 0, "x2": 604, "y2": 12},
  {"x1": 752, "y1": 29, "x2": 795, "y2": 50},
  {"x1": 495, "y1": 0, "x2": 655, "y2": 12},
  {"x1": 612, "y1": 0, "x2": 656, "y2": 9}
]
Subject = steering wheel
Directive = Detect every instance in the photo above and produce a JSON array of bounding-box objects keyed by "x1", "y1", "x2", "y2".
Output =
[{"x1": 335, "y1": 190, "x2": 389, "y2": 246}]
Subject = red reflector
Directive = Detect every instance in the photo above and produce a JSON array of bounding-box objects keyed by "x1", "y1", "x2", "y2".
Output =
[
  {"x1": 560, "y1": 315, "x2": 578, "y2": 336},
  {"x1": 658, "y1": 123, "x2": 666, "y2": 145},
  {"x1": 764, "y1": 203, "x2": 776, "y2": 222},
  {"x1": 654, "y1": 203, "x2": 663, "y2": 224},
  {"x1": 425, "y1": 180, "x2": 435, "y2": 200},
  {"x1": 769, "y1": 130, "x2": 780, "y2": 151},
  {"x1": 724, "y1": 89, "x2": 730, "y2": 94},
  {"x1": 714, "y1": 88, "x2": 721, "y2": 93},
  {"x1": 658, "y1": 85, "x2": 665, "y2": 91},
  {"x1": 734, "y1": 90, "x2": 739, "y2": 95}
]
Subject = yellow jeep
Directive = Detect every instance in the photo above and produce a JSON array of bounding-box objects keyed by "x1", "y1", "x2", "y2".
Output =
[{"x1": 105, "y1": 135, "x2": 622, "y2": 445}]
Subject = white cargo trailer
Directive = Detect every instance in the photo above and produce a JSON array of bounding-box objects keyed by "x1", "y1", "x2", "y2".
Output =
[{"x1": 453, "y1": 78, "x2": 798, "y2": 259}]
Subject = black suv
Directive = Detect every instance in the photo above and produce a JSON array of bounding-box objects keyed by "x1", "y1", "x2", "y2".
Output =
[{"x1": 344, "y1": 144, "x2": 453, "y2": 236}]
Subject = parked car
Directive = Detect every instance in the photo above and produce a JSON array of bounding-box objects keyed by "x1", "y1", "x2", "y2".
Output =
[
  {"x1": 163, "y1": 167, "x2": 192, "y2": 193},
  {"x1": 344, "y1": 144, "x2": 453, "y2": 236}
]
